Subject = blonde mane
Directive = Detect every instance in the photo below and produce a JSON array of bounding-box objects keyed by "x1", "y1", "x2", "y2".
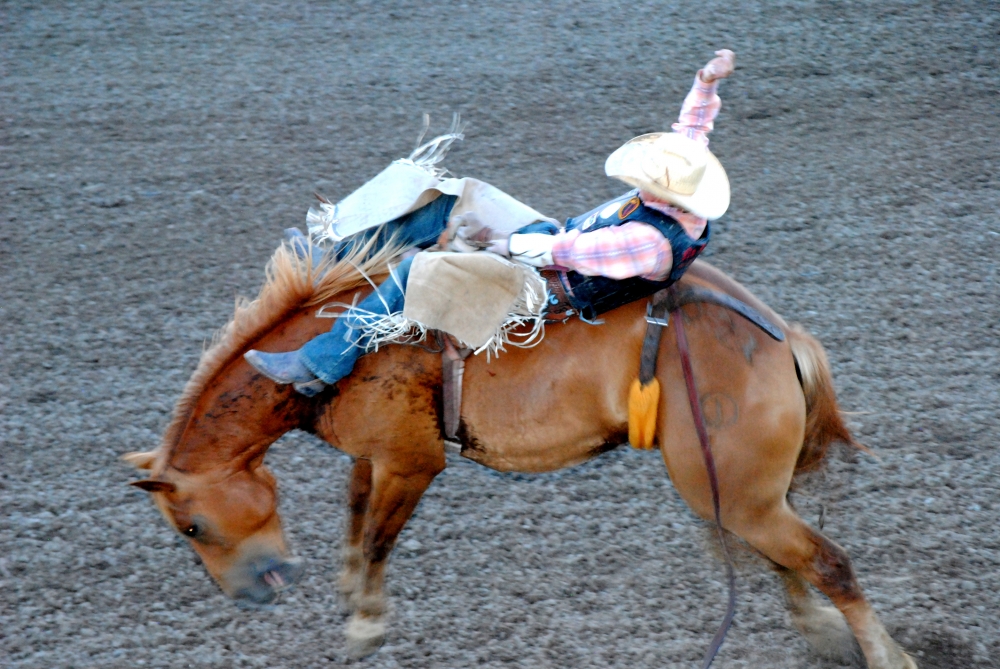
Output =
[{"x1": 156, "y1": 236, "x2": 402, "y2": 468}]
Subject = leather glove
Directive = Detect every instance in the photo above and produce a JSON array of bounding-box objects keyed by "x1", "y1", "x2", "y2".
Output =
[
  {"x1": 451, "y1": 212, "x2": 511, "y2": 253},
  {"x1": 507, "y1": 233, "x2": 555, "y2": 267}
]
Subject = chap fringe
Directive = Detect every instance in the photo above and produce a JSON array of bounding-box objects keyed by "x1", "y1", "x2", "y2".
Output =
[{"x1": 318, "y1": 266, "x2": 548, "y2": 361}]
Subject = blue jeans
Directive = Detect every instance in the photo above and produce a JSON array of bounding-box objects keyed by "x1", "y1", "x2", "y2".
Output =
[
  {"x1": 300, "y1": 257, "x2": 414, "y2": 385},
  {"x1": 333, "y1": 194, "x2": 457, "y2": 260},
  {"x1": 300, "y1": 195, "x2": 456, "y2": 385}
]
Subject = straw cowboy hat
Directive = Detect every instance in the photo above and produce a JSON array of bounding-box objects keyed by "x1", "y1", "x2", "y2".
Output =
[{"x1": 605, "y1": 132, "x2": 730, "y2": 220}]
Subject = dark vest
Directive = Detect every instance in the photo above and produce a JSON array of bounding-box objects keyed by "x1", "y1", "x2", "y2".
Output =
[{"x1": 558, "y1": 190, "x2": 710, "y2": 318}]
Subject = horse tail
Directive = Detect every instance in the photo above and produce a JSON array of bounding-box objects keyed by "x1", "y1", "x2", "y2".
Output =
[{"x1": 787, "y1": 323, "x2": 861, "y2": 473}]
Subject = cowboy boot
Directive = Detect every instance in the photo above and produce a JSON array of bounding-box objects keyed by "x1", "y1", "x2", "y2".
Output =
[{"x1": 244, "y1": 350, "x2": 327, "y2": 397}]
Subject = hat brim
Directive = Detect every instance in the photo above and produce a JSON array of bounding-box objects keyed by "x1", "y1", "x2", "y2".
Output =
[{"x1": 605, "y1": 133, "x2": 730, "y2": 220}]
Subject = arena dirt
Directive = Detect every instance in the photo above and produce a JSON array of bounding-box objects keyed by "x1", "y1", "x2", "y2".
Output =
[{"x1": 2, "y1": 1, "x2": 998, "y2": 667}]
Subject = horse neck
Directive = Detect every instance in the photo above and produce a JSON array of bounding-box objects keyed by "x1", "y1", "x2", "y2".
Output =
[{"x1": 166, "y1": 307, "x2": 331, "y2": 475}]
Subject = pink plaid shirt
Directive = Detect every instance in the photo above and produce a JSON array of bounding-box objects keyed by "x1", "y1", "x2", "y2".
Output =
[{"x1": 551, "y1": 72, "x2": 720, "y2": 281}]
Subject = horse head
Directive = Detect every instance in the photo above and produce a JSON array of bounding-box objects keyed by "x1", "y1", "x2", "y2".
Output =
[
  {"x1": 125, "y1": 444, "x2": 301, "y2": 604},
  {"x1": 122, "y1": 338, "x2": 317, "y2": 604},
  {"x1": 124, "y1": 242, "x2": 390, "y2": 605}
]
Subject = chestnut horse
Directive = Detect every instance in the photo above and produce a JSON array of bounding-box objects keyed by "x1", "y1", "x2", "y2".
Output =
[{"x1": 125, "y1": 242, "x2": 916, "y2": 668}]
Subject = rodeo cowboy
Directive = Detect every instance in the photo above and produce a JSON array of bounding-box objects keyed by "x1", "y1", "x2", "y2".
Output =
[{"x1": 246, "y1": 49, "x2": 737, "y2": 396}]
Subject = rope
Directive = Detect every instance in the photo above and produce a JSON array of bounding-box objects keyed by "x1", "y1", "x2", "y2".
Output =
[{"x1": 671, "y1": 298, "x2": 738, "y2": 669}]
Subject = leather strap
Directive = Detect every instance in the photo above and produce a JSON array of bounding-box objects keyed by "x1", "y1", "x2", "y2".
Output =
[
  {"x1": 638, "y1": 299, "x2": 669, "y2": 384},
  {"x1": 539, "y1": 269, "x2": 575, "y2": 323},
  {"x1": 661, "y1": 284, "x2": 785, "y2": 342},
  {"x1": 669, "y1": 286, "x2": 737, "y2": 669},
  {"x1": 441, "y1": 334, "x2": 472, "y2": 445}
]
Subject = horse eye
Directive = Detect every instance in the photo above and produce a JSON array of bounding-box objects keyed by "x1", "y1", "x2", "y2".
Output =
[{"x1": 183, "y1": 524, "x2": 199, "y2": 538}]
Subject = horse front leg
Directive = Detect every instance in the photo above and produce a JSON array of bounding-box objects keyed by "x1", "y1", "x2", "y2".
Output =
[
  {"x1": 345, "y1": 454, "x2": 444, "y2": 658},
  {"x1": 339, "y1": 457, "x2": 372, "y2": 609}
]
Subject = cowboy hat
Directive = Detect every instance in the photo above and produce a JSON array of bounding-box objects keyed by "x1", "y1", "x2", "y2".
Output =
[{"x1": 605, "y1": 132, "x2": 730, "y2": 220}]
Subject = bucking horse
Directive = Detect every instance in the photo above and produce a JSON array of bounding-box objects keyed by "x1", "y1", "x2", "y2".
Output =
[{"x1": 124, "y1": 239, "x2": 917, "y2": 668}]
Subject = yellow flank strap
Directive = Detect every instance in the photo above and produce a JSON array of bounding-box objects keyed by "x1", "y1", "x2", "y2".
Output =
[{"x1": 628, "y1": 377, "x2": 660, "y2": 449}]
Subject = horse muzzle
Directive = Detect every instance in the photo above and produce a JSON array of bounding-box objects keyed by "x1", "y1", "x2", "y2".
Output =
[{"x1": 231, "y1": 554, "x2": 304, "y2": 605}]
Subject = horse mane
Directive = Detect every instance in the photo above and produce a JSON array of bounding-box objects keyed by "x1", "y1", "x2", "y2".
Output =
[{"x1": 155, "y1": 236, "x2": 400, "y2": 469}]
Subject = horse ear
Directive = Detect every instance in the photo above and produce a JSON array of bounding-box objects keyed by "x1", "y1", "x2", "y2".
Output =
[
  {"x1": 122, "y1": 451, "x2": 158, "y2": 470},
  {"x1": 130, "y1": 479, "x2": 177, "y2": 494}
]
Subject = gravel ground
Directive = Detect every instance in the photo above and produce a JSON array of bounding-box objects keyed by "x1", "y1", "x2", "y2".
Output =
[{"x1": 2, "y1": 1, "x2": 998, "y2": 667}]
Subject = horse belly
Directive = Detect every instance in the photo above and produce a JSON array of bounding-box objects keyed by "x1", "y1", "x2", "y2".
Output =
[
  {"x1": 456, "y1": 419, "x2": 625, "y2": 473},
  {"x1": 455, "y1": 314, "x2": 640, "y2": 474}
]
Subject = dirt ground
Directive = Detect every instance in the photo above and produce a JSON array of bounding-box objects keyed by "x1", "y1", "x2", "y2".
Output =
[{"x1": 2, "y1": 1, "x2": 998, "y2": 667}]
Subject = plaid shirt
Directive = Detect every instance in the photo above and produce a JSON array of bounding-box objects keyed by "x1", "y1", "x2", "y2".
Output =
[
  {"x1": 671, "y1": 73, "x2": 721, "y2": 148},
  {"x1": 552, "y1": 73, "x2": 719, "y2": 281}
]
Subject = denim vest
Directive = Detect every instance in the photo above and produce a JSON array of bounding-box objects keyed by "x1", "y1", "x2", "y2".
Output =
[{"x1": 558, "y1": 190, "x2": 710, "y2": 318}]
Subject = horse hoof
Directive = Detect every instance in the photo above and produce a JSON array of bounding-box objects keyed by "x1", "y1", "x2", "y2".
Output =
[
  {"x1": 345, "y1": 614, "x2": 386, "y2": 659},
  {"x1": 791, "y1": 604, "x2": 862, "y2": 664}
]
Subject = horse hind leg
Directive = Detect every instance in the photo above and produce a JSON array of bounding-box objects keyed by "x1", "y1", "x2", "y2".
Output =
[
  {"x1": 344, "y1": 455, "x2": 444, "y2": 658},
  {"x1": 733, "y1": 503, "x2": 917, "y2": 669},
  {"x1": 339, "y1": 457, "x2": 372, "y2": 610},
  {"x1": 775, "y1": 564, "x2": 863, "y2": 664}
]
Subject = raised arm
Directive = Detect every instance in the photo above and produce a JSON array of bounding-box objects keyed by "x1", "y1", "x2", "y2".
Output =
[{"x1": 671, "y1": 49, "x2": 735, "y2": 147}]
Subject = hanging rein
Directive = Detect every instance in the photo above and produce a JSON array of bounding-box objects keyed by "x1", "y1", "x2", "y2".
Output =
[{"x1": 632, "y1": 285, "x2": 785, "y2": 668}]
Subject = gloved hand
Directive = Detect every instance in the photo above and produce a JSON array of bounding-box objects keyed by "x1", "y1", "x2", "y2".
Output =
[
  {"x1": 486, "y1": 238, "x2": 510, "y2": 256},
  {"x1": 507, "y1": 233, "x2": 555, "y2": 267},
  {"x1": 699, "y1": 49, "x2": 735, "y2": 84},
  {"x1": 451, "y1": 212, "x2": 511, "y2": 254}
]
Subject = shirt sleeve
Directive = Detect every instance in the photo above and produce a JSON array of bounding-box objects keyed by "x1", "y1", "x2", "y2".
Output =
[
  {"x1": 671, "y1": 72, "x2": 721, "y2": 147},
  {"x1": 550, "y1": 222, "x2": 673, "y2": 281}
]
